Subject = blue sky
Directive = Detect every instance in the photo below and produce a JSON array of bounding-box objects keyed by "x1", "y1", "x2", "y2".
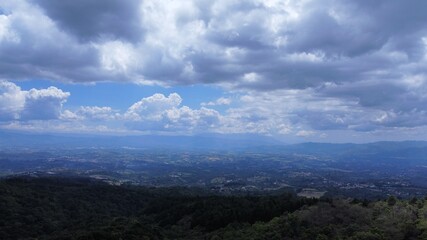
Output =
[
  {"x1": 17, "y1": 79, "x2": 227, "y2": 110},
  {"x1": 1, "y1": 0, "x2": 427, "y2": 143}
]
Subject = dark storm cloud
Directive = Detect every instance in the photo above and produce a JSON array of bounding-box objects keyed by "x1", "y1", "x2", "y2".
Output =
[{"x1": 33, "y1": 0, "x2": 143, "y2": 43}]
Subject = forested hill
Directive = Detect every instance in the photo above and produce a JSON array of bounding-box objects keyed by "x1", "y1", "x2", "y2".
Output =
[{"x1": 1, "y1": 177, "x2": 427, "y2": 240}]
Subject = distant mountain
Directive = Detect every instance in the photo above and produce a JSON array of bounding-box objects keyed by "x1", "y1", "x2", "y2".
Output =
[
  {"x1": 0, "y1": 130, "x2": 283, "y2": 150},
  {"x1": 1, "y1": 131, "x2": 426, "y2": 157}
]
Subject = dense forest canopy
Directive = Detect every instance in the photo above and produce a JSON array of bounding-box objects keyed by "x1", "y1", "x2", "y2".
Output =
[{"x1": 1, "y1": 177, "x2": 427, "y2": 239}]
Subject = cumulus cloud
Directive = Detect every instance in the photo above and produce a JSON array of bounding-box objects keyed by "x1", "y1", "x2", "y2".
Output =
[
  {"x1": 21, "y1": 86, "x2": 70, "y2": 120},
  {"x1": 125, "y1": 93, "x2": 221, "y2": 133},
  {"x1": 0, "y1": 80, "x2": 69, "y2": 121},
  {"x1": 125, "y1": 93, "x2": 183, "y2": 121},
  {"x1": 0, "y1": 80, "x2": 25, "y2": 120}
]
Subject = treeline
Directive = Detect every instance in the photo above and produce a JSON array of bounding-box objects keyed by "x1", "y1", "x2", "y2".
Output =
[
  {"x1": 0, "y1": 177, "x2": 426, "y2": 239},
  {"x1": 208, "y1": 196, "x2": 427, "y2": 240},
  {"x1": 0, "y1": 177, "x2": 315, "y2": 239}
]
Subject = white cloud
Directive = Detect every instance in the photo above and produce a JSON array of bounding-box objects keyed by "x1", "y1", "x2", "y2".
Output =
[
  {"x1": 1, "y1": 80, "x2": 427, "y2": 141},
  {"x1": 0, "y1": 80, "x2": 25, "y2": 120},
  {"x1": 201, "y1": 97, "x2": 231, "y2": 106},
  {"x1": 21, "y1": 86, "x2": 70, "y2": 120},
  {"x1": 242, "y1": 72, "x2": 261, "y2": 83},
  {"x1": 98, "y1": 40, "x2": 138, "y2": 74},
  {"x1": 60, "y1": 110, "x2": 80, "y2": 121},
  {"x1": 125, "y1": 93, "x2": 182, "y2": 121},
  {"x1": 0, "y1": 14, "x2": 19, "y2": 43},
  {"x1": 215, "y1": 87, "x2": 427, "y2": 136},
  {"x1": 125, "y1": 93, "x2": 221, "y2": 133},
  {"x1": 0, "y1": 80, "x2": 69, "y2": 121},
  {"x1": 61, "y1": 106, "x2": 118, "y2": 121}
]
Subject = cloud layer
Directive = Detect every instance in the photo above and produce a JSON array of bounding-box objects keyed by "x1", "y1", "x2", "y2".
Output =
[
  {"x1": 1, "y1": 79, "x2": 427, "y2": 142},
  {"x1": 1, "y1": 0, "x2": 427, "y2": 140},
  {"x1": 2, "y1": 0, "x2": 426, "y2": 87}
]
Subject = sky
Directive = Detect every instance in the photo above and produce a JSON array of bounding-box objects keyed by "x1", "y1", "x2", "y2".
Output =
[{"x1": 1, "y1": 0, "x2": 427, "y2": 143}]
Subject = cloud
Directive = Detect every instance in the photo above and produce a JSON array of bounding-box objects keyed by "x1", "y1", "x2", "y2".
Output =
[
  {"x1": 33, "y1": 0, "x2": 144, "y2": 43},
  {"x1": 0, "y1": 80, "x2": 69, "y2": 121},
  {"x1": 125, "y1": 93, "x2": 183, "y2": 121},
  {"x1": 21, "y1": 86, "x2": 70, "y2": 120},
  {"x1": 1, "y1": 79, "x2": 427, "y2": 140},
  {"x1": 217, "y1": 87, "x2": 427, "y2": 136},
  {"x1": 62, "y1": 106, "x2": 118, "y2": 121},
  {"x1": 1, "y1": 0, "x2": 427, "y2": 139},
  {"x1": 125, "y1": 93, "x2": 221, "y2": 133},
  {"x1": 201, "y1": 97, "x2": 231, "y2": 106},
  {"x1": 0, "y1": 80, "x2": 25, "y2": 120},
  {"x1": 0, "y1": 0, "x2": 424, "y2": 87},
  {"x1": 0, "y1": 1, "x2": 101, "y2": 83}
]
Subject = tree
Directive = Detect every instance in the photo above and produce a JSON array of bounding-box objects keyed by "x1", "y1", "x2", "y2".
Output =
[{"x1": 387, "y1": 196, "x2": 397, "y2": 206}]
